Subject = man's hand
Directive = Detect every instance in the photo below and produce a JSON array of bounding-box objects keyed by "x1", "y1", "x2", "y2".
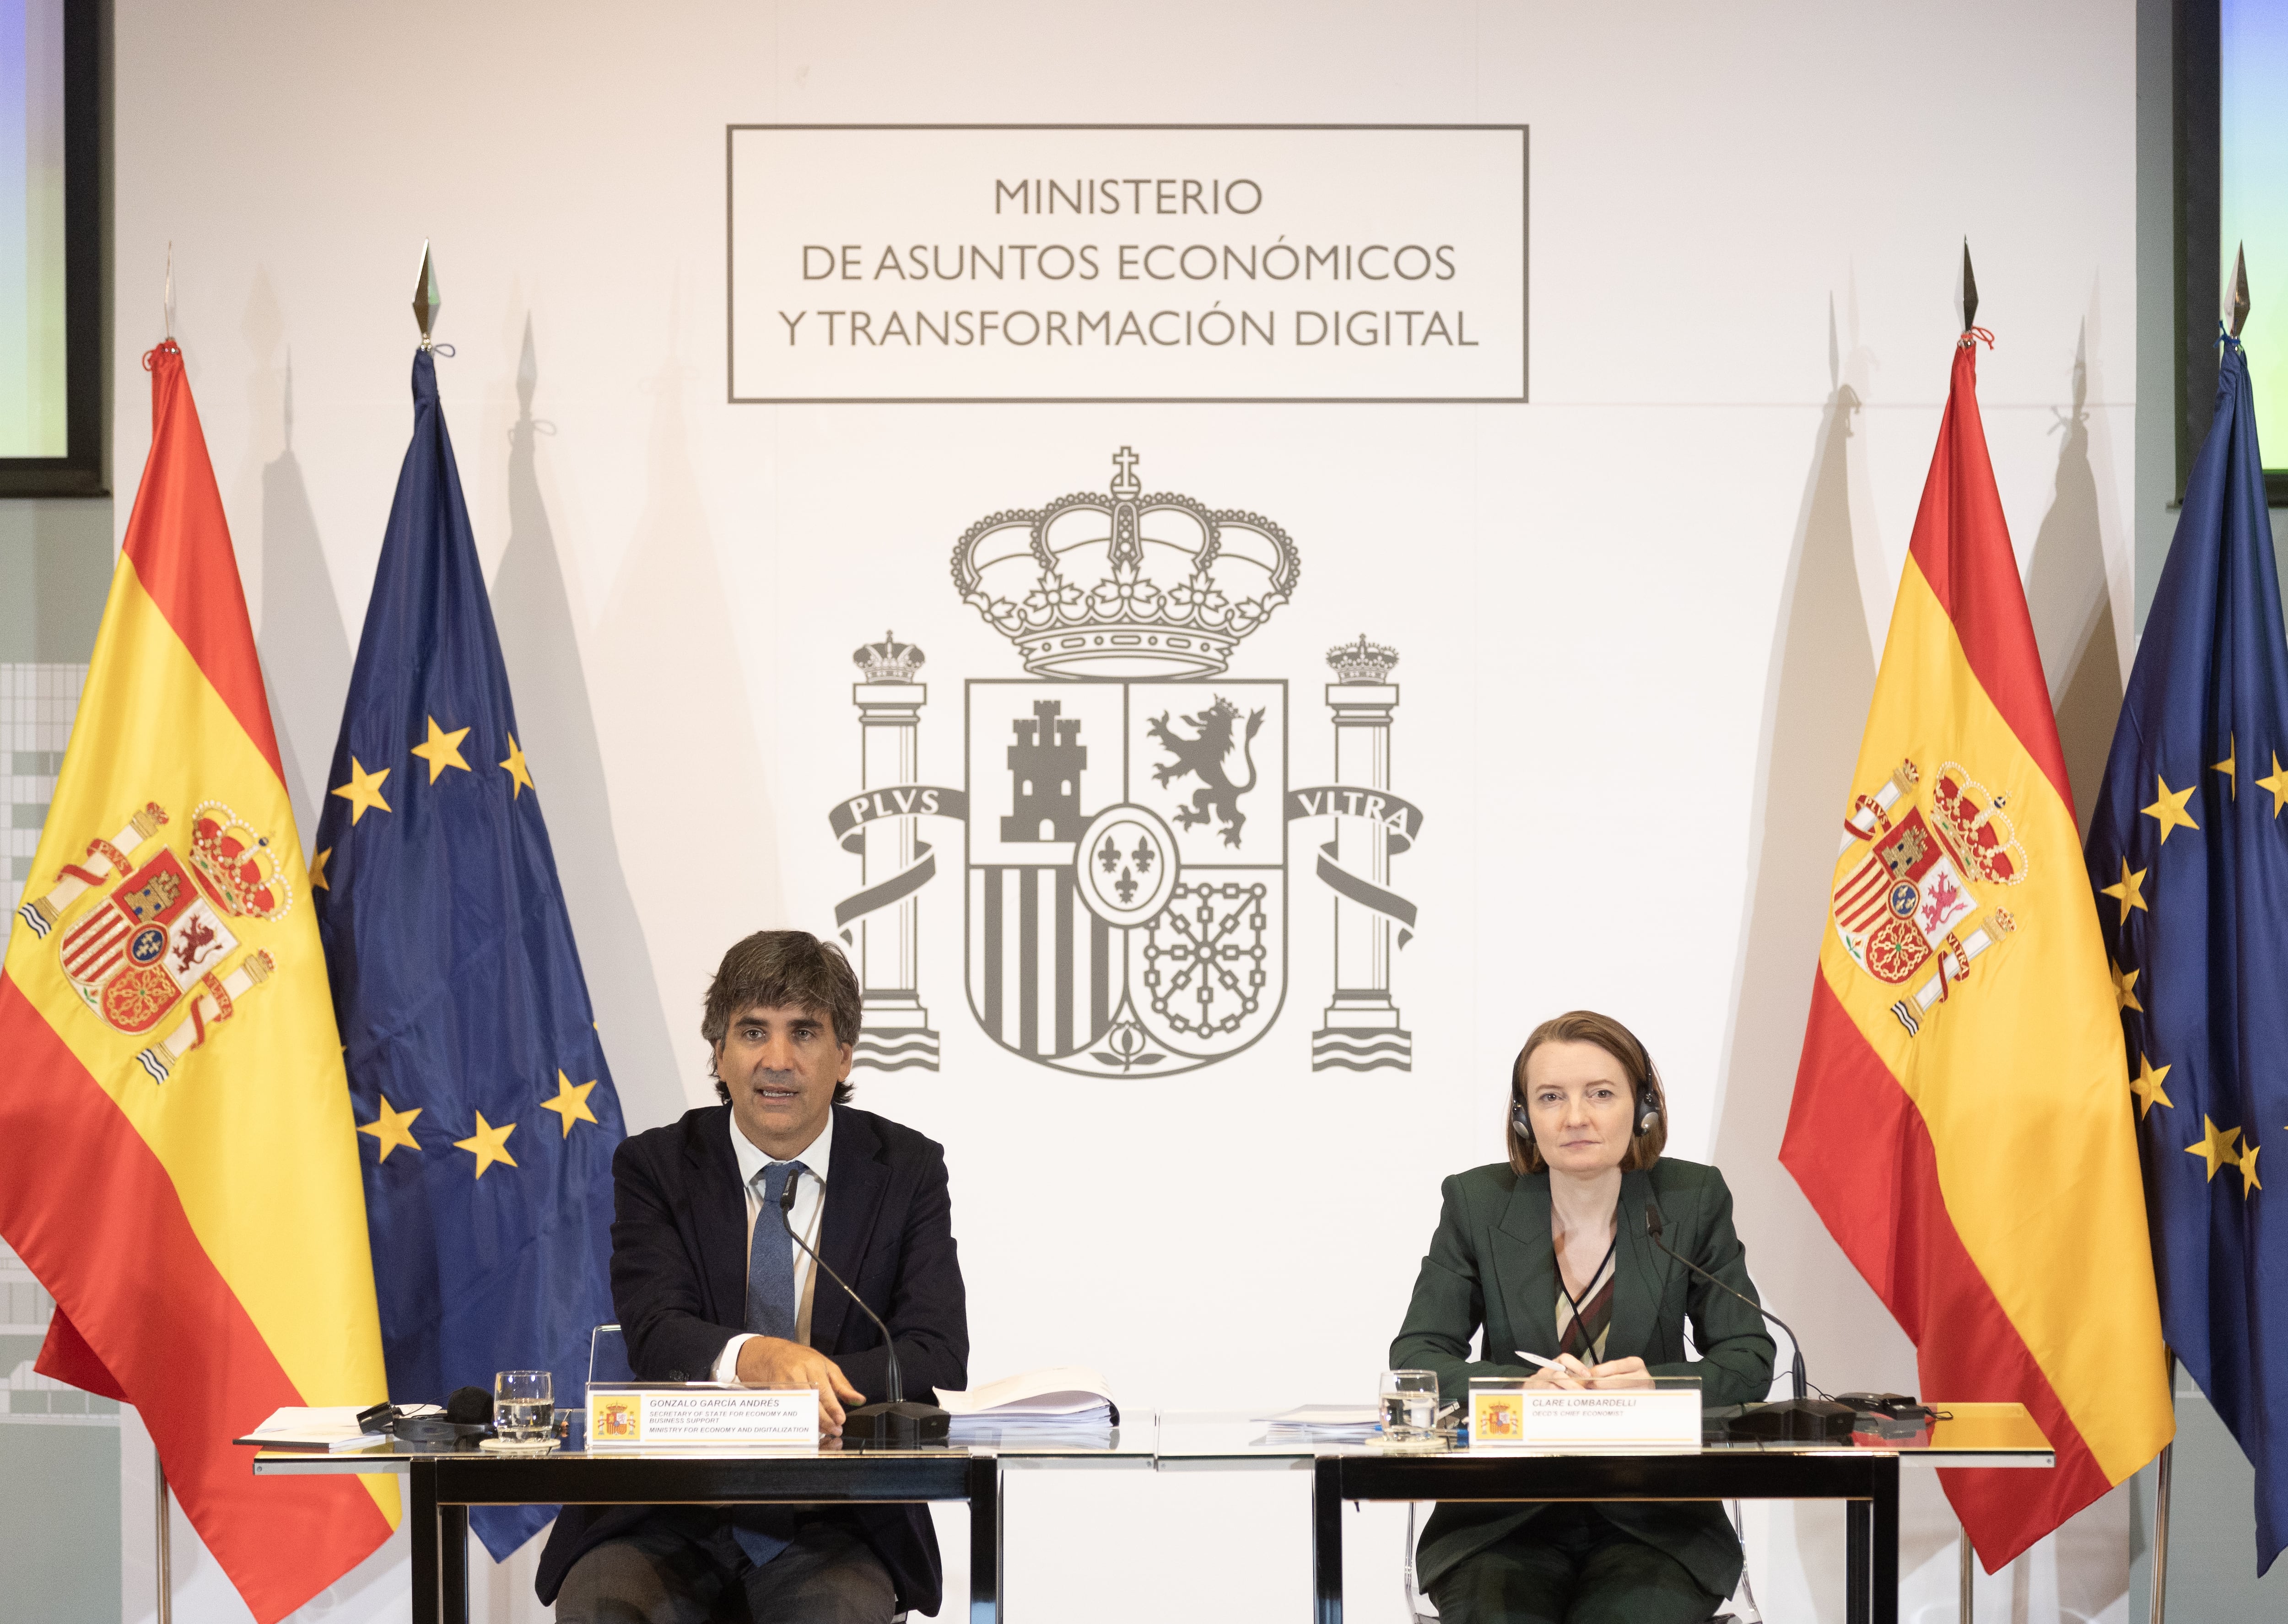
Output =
[{"x1": 735, "y1": 1337, "x2": 864, "y2": 1436}]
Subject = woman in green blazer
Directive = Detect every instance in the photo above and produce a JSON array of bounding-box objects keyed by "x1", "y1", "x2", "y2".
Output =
[{"x1": 1391, "y1": 1010, "x2": 1775, "y2": 1624}]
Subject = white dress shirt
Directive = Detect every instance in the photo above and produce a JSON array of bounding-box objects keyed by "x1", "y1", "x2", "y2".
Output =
[{"x1": 711, "y1": 1110, "x2": 832, "y2": 1381}]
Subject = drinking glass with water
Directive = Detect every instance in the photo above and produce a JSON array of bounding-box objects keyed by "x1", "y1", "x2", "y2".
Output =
[
  {"x1": 1379, "y1": 1369, "x2": 1438, "y2": 1439},
  {"x1": 495, "y1": 1370, "x2": 554, "y2": 1443}
]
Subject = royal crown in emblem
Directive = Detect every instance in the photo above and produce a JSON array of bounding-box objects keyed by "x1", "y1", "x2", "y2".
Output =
[
  {"x1": 1327, "y1": 634, "x2": 1399, "y2": 684},
  {"x1": 188, "y1": 801, "x2": 292, "y2": 921},
  {"x1": 852, "y1": 630, "x2": 925, "y2": 684},
  {"x1": 949, "y1": 446, "x2": 1300, "y2": 680},
  {"x1": 1925, "y1": 766, "x2": 2026, "y2": 886}
]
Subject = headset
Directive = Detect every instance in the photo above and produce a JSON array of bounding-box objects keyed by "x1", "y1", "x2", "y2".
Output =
[{"x1": 1509, "y1": 1050, "x2": 1664, "y2": 1143}]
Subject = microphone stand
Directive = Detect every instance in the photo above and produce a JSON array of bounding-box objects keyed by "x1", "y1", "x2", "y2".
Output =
[
  {"x1": 1644, "y1": 1203, "x2": 1854, "y2": 1442},
  {"x1": 776, "y1": 1180, "x2": 950, "y2": 1447}
]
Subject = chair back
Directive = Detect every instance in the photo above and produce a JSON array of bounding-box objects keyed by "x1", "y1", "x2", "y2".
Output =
[{"x1": 589, "y1": 1323, "x2": 637, "y2": 1384}]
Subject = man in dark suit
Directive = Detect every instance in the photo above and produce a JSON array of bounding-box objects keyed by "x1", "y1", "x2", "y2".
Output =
[{"x1": 538, "y1": 931, "x2": 968, "y2": 1623}]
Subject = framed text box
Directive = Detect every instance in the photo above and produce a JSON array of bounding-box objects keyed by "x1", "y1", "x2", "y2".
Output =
[{"x1": 727, "y1": 125, "x2": 1527, "y2": 404}]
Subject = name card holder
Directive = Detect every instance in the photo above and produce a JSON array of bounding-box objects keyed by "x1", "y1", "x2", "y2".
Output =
[
  {"x1": 1469, "y1": 1376, "x2": 1701, "y2": 1451},
  {"x1": 587, "y1": 1383, "x2": 820, "y2": 1450}
]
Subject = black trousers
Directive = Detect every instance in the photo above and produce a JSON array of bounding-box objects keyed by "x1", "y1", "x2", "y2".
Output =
[
  {"x1": 1427, "y1": 1505, "x2": 1725, "y2": 1624},
  {"x1": 553, "y1": 1508, "x2": 897, "y2": 1624}
]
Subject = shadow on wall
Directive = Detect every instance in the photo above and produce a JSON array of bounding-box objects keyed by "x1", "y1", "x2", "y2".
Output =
[
  {"x1": 1711, "y1": 298, "x2": 1935, "y2": 1605},
  {"x1": 490, "y1": 316, "x2": 693, "y2": 1139},
  {"x1": 583, "y1": 308, "x2": 783, "y2": 1128},
  {"x1": 2025, "y1": 304, "x2": 2127, "y2": 839},
  {"x1": 255, "y1": 351, "x2": 354, "y2": 848}
]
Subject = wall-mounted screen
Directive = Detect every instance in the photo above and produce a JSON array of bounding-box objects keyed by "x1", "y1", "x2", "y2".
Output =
[
  {"x1": 0, "y1": 0, "x2": 97, "y2": 495},
  {"x1": 0, "y1": 0, "x2": 66, "y2": 457},
  {"x1": 2221, "y1": 0, "x2": 2285, "y2": 474}
]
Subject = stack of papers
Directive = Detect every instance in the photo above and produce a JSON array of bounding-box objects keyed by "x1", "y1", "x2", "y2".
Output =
[
  {"x1": 936, "y1": 1366, "x2": 1118, "y2": 1436},
  {"x1": 1257, "y1": 1404, "x2": 1382, "y2": 1443},
  {"x1": 233, "y1": 1404, "x2": 414, "y2": 1452}
]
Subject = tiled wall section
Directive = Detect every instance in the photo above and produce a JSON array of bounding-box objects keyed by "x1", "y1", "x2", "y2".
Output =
[
  {"x1": 0, "y1": 1239, "x2": 119, "y2": 1423},
  {"x1": 0, "y1": 661, "x2": 103, "y2": 1419},
  {"x1": 1, "y1": 661, "x2": 83, "y2": 917}
]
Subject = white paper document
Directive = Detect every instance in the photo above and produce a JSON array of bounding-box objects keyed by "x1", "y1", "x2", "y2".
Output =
[
  {"x1": 234, "y1": 1405, "x2": 391, "y2": 1451},
  {"x1": 936, "y1": 1365, "x2": 1118, "y2": 1428},
  {"x1": 1256, "y1": 1404, "x2": 1383, "y2": 1441},
  {"x1": 1257, "y1": 1405, "x2": 1380, "y2": 1426}
]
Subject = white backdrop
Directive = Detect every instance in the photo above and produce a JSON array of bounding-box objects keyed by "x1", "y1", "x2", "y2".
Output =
[{"x1": 113, "y1": 3, "x2": 2139, "y2": 1620}]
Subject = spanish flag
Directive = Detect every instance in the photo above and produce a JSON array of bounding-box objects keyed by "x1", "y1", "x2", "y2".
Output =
[
  {"x1": 1782, "y1": 336, "x2": 2173, "y2": 1567},
  {"x1": 0, "y1": 343, "x2": 395, "y2": 1619}
]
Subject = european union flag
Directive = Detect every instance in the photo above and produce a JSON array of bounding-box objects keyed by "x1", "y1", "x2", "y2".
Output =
[
  {"x1": 314, "y1": 350, "x2": 626, "y2": 1560},
  {"x1": 2086, "y1": 331, "x2": 2287, "y2": 1571}
]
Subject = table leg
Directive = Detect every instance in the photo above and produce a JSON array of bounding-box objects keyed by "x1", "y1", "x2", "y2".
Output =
[
  {"x1": 442, "y1": 1505, "x2": 469, "y2": 1624},
  {"x1": 1312, "y1": 1458, "x2": 1342, "y2": 1624},
  {"x1": 1846, "y1": 1496, "x2": 1870, "y2": 1624},
  {"x1": 409, "y1": 1458, "x2": 440, "y2": 1624},
  {"x1": 968, "y1": 1455, "x2": 1002, "y2": 1624},
  {"x1": 1872, "y1": 1457, "x2": 1899, "y2": 1624}
]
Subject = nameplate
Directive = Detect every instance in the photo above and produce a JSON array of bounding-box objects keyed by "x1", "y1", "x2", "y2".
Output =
[
  {"x1": 586, "y1": 1384, "x2": 819, "y2": 1450},
  {"x1": 1471, "y1": 1385, "x2": 1700, "y2": 1451}
]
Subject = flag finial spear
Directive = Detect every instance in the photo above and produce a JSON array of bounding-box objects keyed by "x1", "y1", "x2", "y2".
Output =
[
  {"x1": 1960, "y1": 238, "x2": 1979, "y2": 333},
  {"x1": 412, "y1": 241, "x2": 440, "y2": 350},
  {"x1": 163, "y1": 242, "x2": 174, "y2": 341},
  {"x1": 2227, "y1": 242, "x2": 2250, "y2": 340}
]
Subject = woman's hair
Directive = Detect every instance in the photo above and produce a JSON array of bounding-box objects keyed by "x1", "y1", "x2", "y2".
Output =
[
  {"x1": 704, "y1": 930, "x2": 861, "y2": 1106},
  {"x1": 1505, "y1": 1009, "x2": 1667, "y2": 1176}
]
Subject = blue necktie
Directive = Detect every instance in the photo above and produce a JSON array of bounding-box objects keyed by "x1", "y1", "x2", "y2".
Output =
[
  {"x1": 745, "y1": 1159, "x2": 808, "y2": 1337},
  {"x1": 733, "y1": 1158, "x2": 807, "y2": 1570}
]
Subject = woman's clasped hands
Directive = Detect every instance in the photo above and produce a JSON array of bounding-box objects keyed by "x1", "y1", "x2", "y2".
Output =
[{"x1": 1523, "y1": 1353, "x2": 1654, "y2": 1391}]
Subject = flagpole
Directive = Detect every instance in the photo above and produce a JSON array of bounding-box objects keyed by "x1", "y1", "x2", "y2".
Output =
[
  {"x1": 2145, "y1": 257, "x2": 2248, "y2": 1624},
  {"x1": 154, "y1": 1445, "x2": 173, "y2": 1624},
  {"x1": 151, "y1": 247, "x2": 177, "y2": 1624},
  {"x1": 1951, "y1": 237, "x2": 1981, "y2": 1624},
  {"x1": 2149, "y1": 1347, "x2": 2176, "y2": 1624},
  {"x1": 412, "y1": 240, "x2": 439, "y2": 350}
]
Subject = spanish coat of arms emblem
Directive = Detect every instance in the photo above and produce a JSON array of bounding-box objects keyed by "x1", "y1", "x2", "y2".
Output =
[
  {"x1": 823, "y1": 448, "x2": 1425, "y2": 1076},
  {"x1": 1830, "y1": 758, "x2": 2024, "y2": 1036},
  {"x1": 950, "y1": 449, "x2": 1295, "y2": 1075},
  {"x1": 17, "y1": 799, "x2": 289, "y2": 1081}
]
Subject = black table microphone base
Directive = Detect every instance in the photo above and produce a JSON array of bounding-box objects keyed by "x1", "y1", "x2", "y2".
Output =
[
  {"x1": 844, "y1": 1401, "x2": 950, "y2": 1448},
  {"x1": 1714, "y1": 1398, "x2": 1857, "y2": 1442}
]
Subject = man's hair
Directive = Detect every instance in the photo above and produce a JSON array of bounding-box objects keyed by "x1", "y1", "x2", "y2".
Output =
[
  {"x1": 1505, "y1": 1009, "x2": 1667, "y2": 1176},
  {"x1": 703, "y1": 930, "x2": 862, "y2": 1106}
]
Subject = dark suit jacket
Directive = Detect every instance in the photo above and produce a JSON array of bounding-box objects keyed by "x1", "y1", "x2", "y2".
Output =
[
  {"x1": 1390, "y1": 1157, "x2": 1775, "y2": 1601},
  {"x1": 535, "y1": 1103, "x2": 969, "y2": 1616}
]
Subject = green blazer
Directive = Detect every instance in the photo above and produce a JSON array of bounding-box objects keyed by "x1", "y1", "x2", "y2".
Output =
[{"x1": 1390, "y1": 1156, "x2": 1776, "y2": 1601}]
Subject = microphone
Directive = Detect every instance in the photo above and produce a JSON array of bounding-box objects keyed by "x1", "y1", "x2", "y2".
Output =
[
  {"x1": 1643, "y1": 1201, "x2": 1853, "y2": 1442},
  {"x1": 775, "y1": 1174, "x2": 949, "y2": 1447},
  {"x1": 386, "y1": 1387, "x2": 494, "y2": 1446}
]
